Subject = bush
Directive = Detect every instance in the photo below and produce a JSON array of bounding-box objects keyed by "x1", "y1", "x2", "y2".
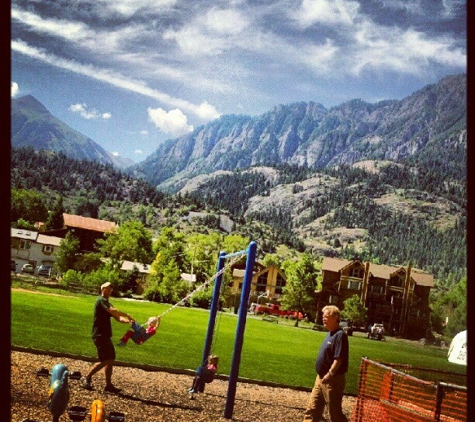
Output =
[
  {"x1": 82, "y1": 267, "x2": 122, "y2": 294},
  {"x1": 189, "y1": 290, "x2": 213, "y2": 309},
  {"x1": 60, "y1": 270, "x2": 84, "y2": 289},
  {"x1": 143, "y1": 286, "x2": 163, "y2": 302}
]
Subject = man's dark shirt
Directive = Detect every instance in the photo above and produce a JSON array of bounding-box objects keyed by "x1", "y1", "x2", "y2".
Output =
[
  {"x1": 92, "y1": 295, "x2": 113, "y2": 339},
  {"x1": 315, "y1": 328, "x2": 349, "y2": 377}
]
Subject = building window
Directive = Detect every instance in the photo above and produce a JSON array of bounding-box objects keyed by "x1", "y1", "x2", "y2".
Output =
[
  {"x1": 351, "y1": 267, "x2": 363, "y2": 278},
  {"x1": 369, "y1": 285, "x2": 384, "y2": 294},
  {"x1": 43, "y1": 245, "x2": 53, "y2": 253},
  {"x1": 329, "y1": 295, "x2": 338, "y2": 304},
  {"x1": 20, "y1": 239, "x2": 32, "y2": 250},
  {"x1": 256, "y1": 273, "x2": 268, "y2": 293},
  {"x1": 348, "y1": 281, "x2": 361, "y2": 290},
  {"x1": 390, "y1": 273, "x2": 405, "y2": 288},
  {"x1": 275, "y1": 273, "x2": 286, "y2": 295}
]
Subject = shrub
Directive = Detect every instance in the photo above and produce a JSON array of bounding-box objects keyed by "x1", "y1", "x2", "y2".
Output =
[
  {"x1": 60, "y1": 269, "x2": 84, "y2": 289},
  {"x1": 190, "y1": 290, "x2": 213, "y2": 309}
]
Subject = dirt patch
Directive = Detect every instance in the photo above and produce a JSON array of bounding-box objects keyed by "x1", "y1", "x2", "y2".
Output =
[{"x1": 11, "y1": 350, "x2": 356, "y2": 421}]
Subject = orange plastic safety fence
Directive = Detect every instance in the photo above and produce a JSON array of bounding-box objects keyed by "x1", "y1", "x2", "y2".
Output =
[{"x1": 351, "y1": 358, "x2": 466, "y2": 422}]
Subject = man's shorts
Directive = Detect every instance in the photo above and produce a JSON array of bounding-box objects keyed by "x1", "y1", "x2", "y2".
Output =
[{"x1": 93, "y1": 337, "x2": 116, "y2": 362}]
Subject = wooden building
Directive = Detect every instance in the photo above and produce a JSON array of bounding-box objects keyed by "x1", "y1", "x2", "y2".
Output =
[
  {"x1": 45, "y1": 213, "x2": 118, "y2": 252},
  {"x1": 319, "y1": 257, "x2": 434, "y2": 339},
  {"x1": 228, "y1": 261, "x2": 288, "y2": 310}
]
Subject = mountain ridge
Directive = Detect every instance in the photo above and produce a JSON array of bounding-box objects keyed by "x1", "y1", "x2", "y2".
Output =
[
  {"x1": 11, "y1": 95, "x2": 134, "y2": 170},
  {"x1": 129, "y1": 73, "x2": 465, "y2": 193},
  {"x1": 11, "y1": 74, "x2": 466, "y2": 195}
]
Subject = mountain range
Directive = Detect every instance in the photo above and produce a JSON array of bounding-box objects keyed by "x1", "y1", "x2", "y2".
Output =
[
  {"x1": 129, "y1": 73, "x2": 466, "y2": 193},
  {"x1": 10, "y1": 75, "x2": 467, "y2": 281},
  {"x1": 11, "y1": 73, "x2": 466, "y2": 194}
]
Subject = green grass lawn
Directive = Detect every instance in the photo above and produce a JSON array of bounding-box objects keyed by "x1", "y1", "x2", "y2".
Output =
[{"x1": 11, "y1": 287, "x2": 466, "y2": 395}]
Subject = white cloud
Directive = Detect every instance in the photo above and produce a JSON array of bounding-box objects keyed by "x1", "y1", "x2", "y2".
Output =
[
  {"x1": 350, "y1": 22, "x2": 466, "y2": 75},
  {"x1": 147, "y1": 107, "x2": 194, "y2": 136},
  {"x1": 97, "y1": 0, "x2": 177, "y2": 18},
  {"x1": 134, "y1": 149, "x2": 144, "y2": 155},
  {"x1": 12, "y1": 8, "x2": 94, "y2": 43},
  {"x1": 292, "y1": 0, "x2": 360, "y2": 28},
  {"x1": 111, "y1": 151, "x2": 119, "y2": 156},
  {"x1": 11, "y1": 7, "x2": 148, "y2": 59},
  {"x1": 12, "y1": 40, "x2": 221, "y2": 120},
  {"x1": 163, "y1": 7, "x2": 251, "y2": 56},
  {"x1": 11, "y1": 82, "x2": 19, "y2": 97},
  {"x1": 286, "y1": 0, "x2": 465, "y2": 77},
  {"x1": 204, "y1": 8, "x2": 250, "y2": 35},
  {"x1": 69, "y1": 103, "x2": 112, "y2": 120},
  {"x1": 140, "y1": 130, "x2": 149, "y2": 135}
]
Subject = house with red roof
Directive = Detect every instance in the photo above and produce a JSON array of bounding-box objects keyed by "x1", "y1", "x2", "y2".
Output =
[{"x1": 45, "y1": 213, "x2": 118, "y2": 252}]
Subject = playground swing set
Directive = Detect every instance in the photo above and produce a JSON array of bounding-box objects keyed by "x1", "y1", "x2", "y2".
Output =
[{"x1": 27, "y1": 241, "x2": 258, "y2": 422}]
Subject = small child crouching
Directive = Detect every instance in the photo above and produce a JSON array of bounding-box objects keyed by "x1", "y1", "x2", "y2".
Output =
[{"x1": 188, "y1": 355, "x2": 219, "y2": 398}]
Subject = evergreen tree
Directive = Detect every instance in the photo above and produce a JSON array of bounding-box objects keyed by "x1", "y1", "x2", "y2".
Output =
[
  {"x1": 46, "y1": 196, "x2": 65, "y2": 230},
  {"x1": 11, "y1": 188, "x2": 48, "y2": 225}
]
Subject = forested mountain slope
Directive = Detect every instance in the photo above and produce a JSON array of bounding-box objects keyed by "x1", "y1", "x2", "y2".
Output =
[
  {"x1": 12, "y1": 148, "x2": 466, "y2": 291},
  {"x1": 11, "y1": 74, "x2": 466, "y2": 293}
]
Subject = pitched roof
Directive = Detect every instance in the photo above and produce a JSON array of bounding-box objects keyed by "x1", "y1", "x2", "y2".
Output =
[
  {"x1": 120, "y1": 260, "x2": 151, "y2": 274},
  {"x1": 368, "y1": 263, "x2": 401, "y2": 279},
  {"x1": 322, "y1": 257, "x2": 353, "y2": 272},
  {"x1": 63, "y1": 213, "x2": 117, "y2": 233},
  {"x1": 322, "y1": 257, "x2": 434, "y2": 287},
  {"x1": 410, "y1": 270, "x2": 434, "y2": 287},
  {"x1": 37, "y1": 234, "x2": 63, "y2": 247},
  {"x1": 11, "y1": 228, "x2": 38, "y2": 241}
]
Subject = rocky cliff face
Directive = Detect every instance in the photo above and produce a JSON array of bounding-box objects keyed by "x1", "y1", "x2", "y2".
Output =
[{"x1": 131, "y1": 74, "x2": 465, "y2": 192}]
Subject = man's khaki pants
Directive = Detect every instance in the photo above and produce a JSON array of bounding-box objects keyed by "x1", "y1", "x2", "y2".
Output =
[{"x1": 303, "y1": 374, "x2": 348, "y2": 422}]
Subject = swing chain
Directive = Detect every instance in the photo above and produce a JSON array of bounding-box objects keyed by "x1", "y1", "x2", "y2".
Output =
[{"x1": 158, "y1": 254, "x2": 242, "y2": 318}]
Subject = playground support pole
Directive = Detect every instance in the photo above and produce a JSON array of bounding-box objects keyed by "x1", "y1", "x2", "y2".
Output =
[
  {"x1": 223, "y1": 241, "x2": 257, "y2": 419},
  {"x1": 201, "y1": 251, "x2": 226, "y2": 367}
]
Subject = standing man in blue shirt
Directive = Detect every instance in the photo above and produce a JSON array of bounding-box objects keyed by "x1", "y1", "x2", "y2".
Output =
[
  {"x1": 81, "y1": 282, "x2": 134, "y2": 393},
  {"x1": 303, "y1": 305, "x2": 349, "y2": 421}
]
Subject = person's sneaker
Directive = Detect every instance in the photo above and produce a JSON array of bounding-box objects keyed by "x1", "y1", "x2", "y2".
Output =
[
  {"x1": 81, "y1": 377, "x2": 93, "y2": 391},
  {"x1": 104, "y1": 384, "x2": 122, "y2": 394},
  {"x1": 117, "y1": 341, "x2": 126, "y2": 346}
]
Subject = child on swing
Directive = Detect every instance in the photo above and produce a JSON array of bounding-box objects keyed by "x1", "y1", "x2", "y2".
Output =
[
  {"x1": 188, "y1": 354, "x2": 219, "y2": 397},
  {"x1": 117, "y1": 316, "x2": 161, "y2": 346}
]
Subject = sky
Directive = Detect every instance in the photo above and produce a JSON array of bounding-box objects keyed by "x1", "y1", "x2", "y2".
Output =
[{"x1": 11, "y1": 0, "x2": 466, "y2": 163}]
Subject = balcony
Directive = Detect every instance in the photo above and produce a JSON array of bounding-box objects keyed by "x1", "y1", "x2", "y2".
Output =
[
  {"x1": 340, "y1": 276, "x2": 362, "y2": 290},
  {"x1": 367, "y1": 292, "x2": 386, "y2": 302},
  {"x1": 341, "y1": 275, "x2": 363, "y2": 283}
]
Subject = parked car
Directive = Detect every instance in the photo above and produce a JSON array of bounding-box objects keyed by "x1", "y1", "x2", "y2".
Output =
[
  {"x1": 339, "y1": 320, "x2": 354, "y2": 336},
  {"x1": 21, "y1": 263, "x2": 35, "y2": 274},
  {"x1": 37, "y1": 265, "x2": 52, "y2": 277},
  {"x1": 368, "y1": 323, "x2": 384, "y2": 340}
]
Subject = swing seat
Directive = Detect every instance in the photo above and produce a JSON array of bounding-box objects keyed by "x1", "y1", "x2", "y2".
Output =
[{"x1": 202, "y1": 368, "x2": 215, "y2": 383}]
